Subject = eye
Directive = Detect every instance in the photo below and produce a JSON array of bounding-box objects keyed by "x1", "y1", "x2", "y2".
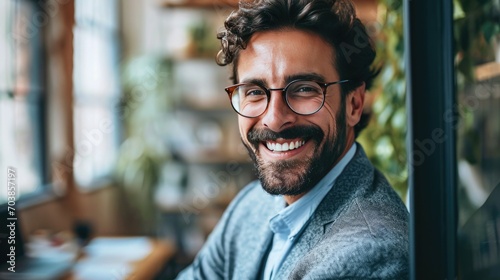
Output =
[
  {"x1": 296, "y1": 86, "x2": 318, "y2": 92},
  {"x1": 246, "y1": 88, "x2": 266, "y2": 96},
  {"x1": 288, "y1": 82, "x2": 322, "y2": 97},
  {"x1": 234, "y1": 84, "x2": 265, "y2": 97}
]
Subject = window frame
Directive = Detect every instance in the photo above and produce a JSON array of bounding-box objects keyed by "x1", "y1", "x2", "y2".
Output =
[
  {"x1": 71, "y1": 0, "x2": 121, "y2": 191},
  {"x1": 405, "y1": 0, "x2": 457, "y2": 279},
  {"x1": 1, "y1": 0, "x2": 53, "y2": 207}
]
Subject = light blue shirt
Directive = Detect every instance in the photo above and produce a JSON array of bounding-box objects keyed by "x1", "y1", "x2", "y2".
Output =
[{"x1": 262, "y1": 144, "x2": 357, "y2": 280}]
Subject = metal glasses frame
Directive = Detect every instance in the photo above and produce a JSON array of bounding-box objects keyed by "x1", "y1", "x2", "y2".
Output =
[{"x1": 224, "y1": 79, "x2": 351, "y2": 118}]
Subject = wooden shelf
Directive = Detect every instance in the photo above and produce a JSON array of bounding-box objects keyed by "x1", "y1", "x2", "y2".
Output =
[{"x1": 475, "y1": 61, "x2": 500, "y2": 81}]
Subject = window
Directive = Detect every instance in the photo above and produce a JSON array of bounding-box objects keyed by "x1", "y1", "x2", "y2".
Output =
[
  {"x1": 406, "y1": 0, "x2": 500, "y2": 278},
  {"x1": 454, "y1": 0, "x2": 500, "y2": 278},
  {"x1": 0, "y1": 0, "x2": 46, "y2": 203},
  {"x1": 73, "y1": 0, "x2": 120, "y2": 188}
]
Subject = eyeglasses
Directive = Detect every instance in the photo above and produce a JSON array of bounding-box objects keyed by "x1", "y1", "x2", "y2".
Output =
[{"x1": 225, "y1": 79, "x2": 350, "y2": 118}]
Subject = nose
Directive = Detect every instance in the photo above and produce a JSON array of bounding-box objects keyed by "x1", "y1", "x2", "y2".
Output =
[{"x1": 261, "y1": 90, "x2": 297, "y2": 132}]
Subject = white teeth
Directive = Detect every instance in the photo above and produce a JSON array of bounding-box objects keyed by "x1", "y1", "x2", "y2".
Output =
[
  {"x1": 265, "y1": 140, "x2": 305, "y2": 152},
  {"x1": 275, "y1": 143, "x2": 282, "y2": 151}
]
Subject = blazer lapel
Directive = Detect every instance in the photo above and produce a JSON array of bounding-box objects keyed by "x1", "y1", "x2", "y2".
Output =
[
  {"x1": 273, "y1": 145, "x2": 375, "y2": 279},
  {"x1": 231, "y1": 184, "x2": 276, "y2": 279},
  {"x1": 243, "y1": 227, "x2": 273, "y2": 279}
]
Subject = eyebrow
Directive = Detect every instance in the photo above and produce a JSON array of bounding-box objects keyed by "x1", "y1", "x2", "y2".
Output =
[
  {"x1": 284, "y1": 73, "x2": 327, "y2": 84},
  {"x1": 239, "y1": 72, "x2": 328, "y2": 87},
  {"x1": 239, "y1": 77, "x2": 267, "y2": 86}
]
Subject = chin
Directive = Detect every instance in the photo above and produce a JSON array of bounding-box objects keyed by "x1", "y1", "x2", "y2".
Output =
[{"x1": 258, "y1": 158, "x2": 317, "y2": 196}]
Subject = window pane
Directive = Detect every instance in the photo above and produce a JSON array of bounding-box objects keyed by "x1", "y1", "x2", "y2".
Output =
[
  {"x1": 73, "y1": 103, "x2": 118, "y2": 187},
  {"x1": 0, "y1": 98, "x2": 43, "y2": 202},
  {"x1": 73, "y1": 27, "x2": 120, "y2": 99},
  {"x1": 73, "y1": 0, "x2": 120, "y2": 189},
  {"x1": 0, "y1": 1, "x2": 14, "y2": 92},
  {"x1": 75, "y1": 0, "x2": 118, "y2": 30},
  {"x1": 0, "y1": 0, "x2": 45, "y2": 203},
  {"x1": 455, "y1": 0, "x2": 500, "y2": 278},
  {"x1": 13, "y1": 0, "x2": 44, "y2": 96}
]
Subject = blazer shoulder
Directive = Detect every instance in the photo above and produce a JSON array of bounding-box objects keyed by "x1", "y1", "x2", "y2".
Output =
[
  {"x1": 334, "y1": 168, "x2": 409, "y2": 240},
  {"x1": 291, "y1": 197, "x2": 409, "y2": 279},
  {"x1": 288, "y1": 167, "x2": 409, "y2": 279},
  {"x1": 226, "y1": 180, "x2": 274, "y2": 212},
  {"x1": 219, "y1": 180, "x2": 276, "y2": 232}
]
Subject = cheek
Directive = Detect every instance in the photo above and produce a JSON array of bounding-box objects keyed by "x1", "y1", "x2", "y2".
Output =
[
  {"x1": 238, "y1": 116, "x2": 253, "y2": 141},
  {"x1": 317, "y1": 102, "x2": 341, "y2": 135}
]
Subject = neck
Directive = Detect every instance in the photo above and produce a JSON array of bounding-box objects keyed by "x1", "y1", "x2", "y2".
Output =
[{"x1": 284, "y1": 193, "x2": 305, "y2": 205}]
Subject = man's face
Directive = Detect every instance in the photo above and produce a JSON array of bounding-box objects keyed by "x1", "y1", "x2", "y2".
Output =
[{"x1": 236, "y1": 29, "x2": 352, "y2": 199}]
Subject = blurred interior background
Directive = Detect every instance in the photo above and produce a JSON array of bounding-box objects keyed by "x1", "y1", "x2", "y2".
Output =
[{"x1": 0, "y1": 0, "x2": 498, "y2": 279}]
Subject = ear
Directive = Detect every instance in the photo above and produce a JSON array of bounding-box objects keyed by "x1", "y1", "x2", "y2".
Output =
[{"x1": 346, "y1": 82, "x2": 366, "y2": 128}]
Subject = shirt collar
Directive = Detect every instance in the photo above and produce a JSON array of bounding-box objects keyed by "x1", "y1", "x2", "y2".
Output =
[{"x1": 268, "y1": 143, "x2": 357, "y2": 239}]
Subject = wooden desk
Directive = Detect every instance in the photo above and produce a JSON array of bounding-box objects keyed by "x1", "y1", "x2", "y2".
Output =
[
  {"x1": 64, "y1": 238, "x2": 176, "y2": 280},
  {"x1": 125, "y1": 239, "x2": 176, "y2": 280}
]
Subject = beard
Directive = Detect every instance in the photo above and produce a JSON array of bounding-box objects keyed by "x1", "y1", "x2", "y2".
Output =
[{"x1": 242, "y1": 106, "x2": 347, "y2": 196}]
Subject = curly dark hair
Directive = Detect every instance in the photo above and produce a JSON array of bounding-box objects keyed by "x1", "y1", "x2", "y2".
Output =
[{"x1": 216, "y1": 0, "x2": 378, "y2": 136}]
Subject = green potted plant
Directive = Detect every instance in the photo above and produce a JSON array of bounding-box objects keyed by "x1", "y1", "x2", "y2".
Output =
[{"x1": 114, "y1": 56, "x2": 174, "y2": 235}]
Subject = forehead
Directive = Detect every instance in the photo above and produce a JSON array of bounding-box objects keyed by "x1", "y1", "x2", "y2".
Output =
[{"x1": 236, "y1": 29, "x2": 338, "y2": 84}]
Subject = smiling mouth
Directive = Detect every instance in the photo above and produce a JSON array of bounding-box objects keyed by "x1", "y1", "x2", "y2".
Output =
[{"x1": 264, "y1": 139, "x2": 306, "y2": 152}]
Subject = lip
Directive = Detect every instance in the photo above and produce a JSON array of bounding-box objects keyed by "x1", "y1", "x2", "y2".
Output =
[{"x1": 258, "y1": 138, "x2": 311, "y2": 161}]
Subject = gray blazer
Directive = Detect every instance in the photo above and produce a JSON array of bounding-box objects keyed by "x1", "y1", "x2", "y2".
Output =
[{"x1": 177, "y1": 145, "x2": 409, "y2": 279}]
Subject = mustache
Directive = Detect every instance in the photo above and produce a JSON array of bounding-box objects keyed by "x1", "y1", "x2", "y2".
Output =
[{"x1": 247, "y1": 125, "x2": 324, "y2": 147}]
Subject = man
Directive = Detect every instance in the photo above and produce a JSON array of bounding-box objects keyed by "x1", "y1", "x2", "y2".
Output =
[{"x1": 177, "y1": 0, "x2": 409, "y2": 279}]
